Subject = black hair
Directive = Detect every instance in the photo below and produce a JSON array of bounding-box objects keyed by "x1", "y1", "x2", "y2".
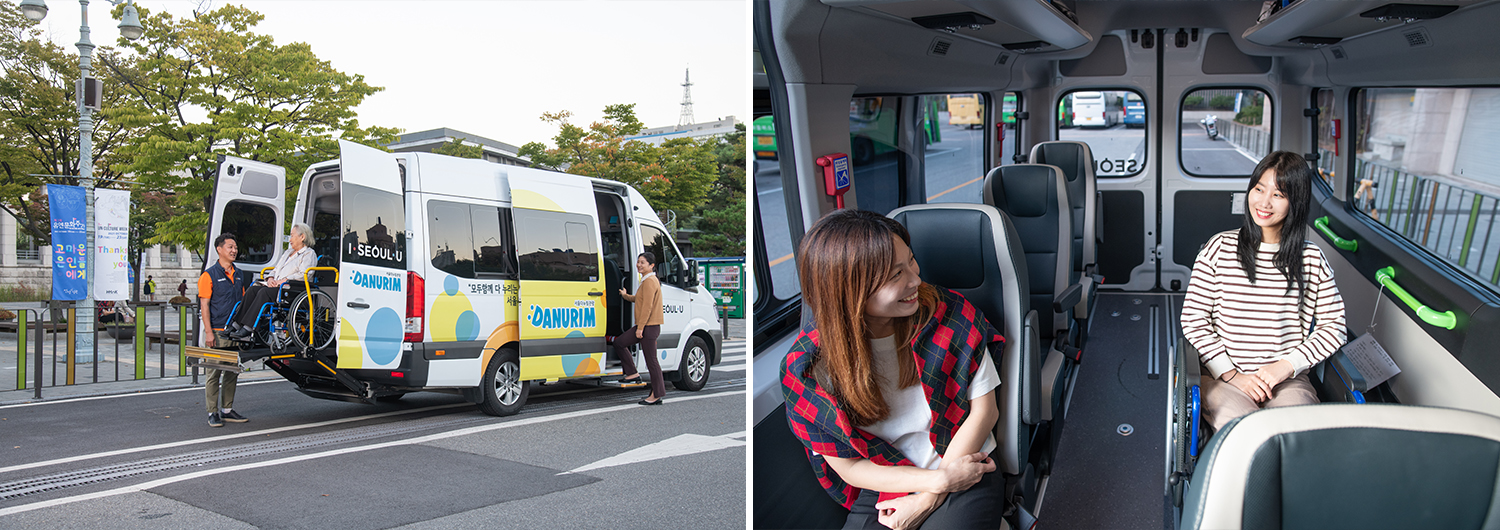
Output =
[
  {"x1": 638, "y1": 251, "x2": 658, "y2": 266},
  {"x1": 213, "y1": 232, "x2": 237, "y2": 249},
  {"x1": 1237, "y1": 151, "x2": 1314, "y2": 299}
]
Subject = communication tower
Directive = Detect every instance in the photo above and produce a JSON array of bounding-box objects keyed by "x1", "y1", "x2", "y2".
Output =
[{"x1": 678, "y1": 68, "x2": 694, "y2": 127}]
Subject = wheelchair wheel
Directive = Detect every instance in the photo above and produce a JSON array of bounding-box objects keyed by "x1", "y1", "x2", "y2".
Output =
[{"x1": 289, "y1": 290, "x2": 337, "y2": 351}]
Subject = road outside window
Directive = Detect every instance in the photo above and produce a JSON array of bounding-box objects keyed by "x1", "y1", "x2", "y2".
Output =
[{"x1": 1180, "y1": 88, "x2": 1272, "y2": 177}]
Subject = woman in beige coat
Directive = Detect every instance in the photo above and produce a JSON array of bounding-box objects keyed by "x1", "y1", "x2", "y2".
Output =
[{"x1": 616, "y1": 252, "x2": 667, "y2": 405}]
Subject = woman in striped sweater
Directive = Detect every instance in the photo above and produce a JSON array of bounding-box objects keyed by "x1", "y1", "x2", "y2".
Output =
[{"x1": 1181, "y1": 151, "x2": 1347, "y2": 431}]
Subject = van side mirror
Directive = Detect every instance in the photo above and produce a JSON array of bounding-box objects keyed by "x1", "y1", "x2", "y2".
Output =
[{"x1": 687, "y1": 259, "x2": 700, "y2": 287}]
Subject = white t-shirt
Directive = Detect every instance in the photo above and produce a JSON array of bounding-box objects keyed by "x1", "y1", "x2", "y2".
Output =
[{"x1": 858, "y1": 335, "x2": 1000, "y2": 470}]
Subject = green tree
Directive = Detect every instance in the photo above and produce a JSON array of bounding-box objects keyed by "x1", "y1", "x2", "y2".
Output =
[
  {"x1": 518, "y1": 104, "x2": 716, "y2": 219},
  {"x1": 433, "y1": 139, "x2": 484, "y2": 159},
  {"x1": 101, "y1": 4, "x2": 399, "y2": 257},
  {"x1": 690, "y1": 123, "x2": 745, "y2": 257},
  {"x1": 0, "y1": 3, "x2": 136, "y2": 246}
]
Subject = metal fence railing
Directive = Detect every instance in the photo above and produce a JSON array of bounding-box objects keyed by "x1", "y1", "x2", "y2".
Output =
[
  {"x1": 1219, "y1": 119, "x2": 1271, "y2": 160},
  {"x1": 1353, "y1": 156, "x2": 1500, "y2": 288},
  {"x1": 3, "y1": 302, "x2": 200, "y2": 398}
]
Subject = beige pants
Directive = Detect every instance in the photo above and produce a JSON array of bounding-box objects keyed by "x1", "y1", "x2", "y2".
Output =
[
  {"x1": 1201, "y1": 372, "x2": 1318, "y2": 432},
  {"x1": 203, "y1": 330, "x2": 236, "y2": 413}
]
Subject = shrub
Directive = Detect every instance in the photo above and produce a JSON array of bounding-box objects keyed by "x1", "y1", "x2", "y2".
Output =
[
  {"x1": 1236, "y1": 105, "x2": 1264, "y2": 125},
  {"x1": 1209, "y1": 95, "x2": 1235, "y2": 110},
  {"x1": 1184, "y1": 95, "x2": 1204, "y2": 109}
]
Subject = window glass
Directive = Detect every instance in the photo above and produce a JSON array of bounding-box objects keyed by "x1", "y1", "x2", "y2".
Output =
[
  {"x1": 1180, "y1": 88, "x2": 1273, "y2": 177},
  {"x1": 641, "y1": 224, "x2": 687, "y2": 287},
  {"x1": 312, "y1": 210, "x2": 340, "y2": 266},
  {"x1": 849, "y1": 96, "x2": 907, "y2": 214},
  {"x1": 753, "y1": 115, "x2": 800, "y2": 301},
  {"x1": 921, "y1": 93, "x2": 993, "y2": 205},
  {"x1": 220, "y1": 200, "x2": 277, "y2": 265},
  {"x1": 341, "y1": 183, "x2": 406, "y2": 270},
  {"x1": 1059, "y1": 89, "x2": 1147, "y2": 177},
  {"x1": 427, "y1": 200, "x2": 474, "y2": 278},
  {"x1": 1315, "y1": 89, "x2": 1337, "y2": 182},
  {"x1": 514, "y1": 209, "x2": 598, "y2": 282},
  {"x1": 1354, "y1": 88, "x2": 1500, "y2": 290},
  {"x1": 473, "y1": 205, "x2": 515, "y2": 276}
]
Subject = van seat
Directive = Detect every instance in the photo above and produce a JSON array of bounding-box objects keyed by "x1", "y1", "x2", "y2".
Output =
[{"x1": 1182, "y1": 404, "x2": 1500, "y2": 530}]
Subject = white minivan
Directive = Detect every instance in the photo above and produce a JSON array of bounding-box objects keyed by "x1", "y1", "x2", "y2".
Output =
[{"x1": 205, "y1": 140, "x2": 724, "y2": 415}]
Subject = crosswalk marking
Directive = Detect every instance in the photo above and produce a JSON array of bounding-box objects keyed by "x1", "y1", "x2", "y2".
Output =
[{"x1": 565, "y1": 431, "x2": 746, "y2": 474}]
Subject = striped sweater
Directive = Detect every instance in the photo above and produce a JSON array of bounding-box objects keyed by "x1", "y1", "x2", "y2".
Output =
[{"x1": 1181, "y1": 230, "x2": 1347, "y2": 379}]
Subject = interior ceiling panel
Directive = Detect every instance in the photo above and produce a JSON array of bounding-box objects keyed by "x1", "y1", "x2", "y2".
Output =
[{"x1": 864, "y1": 0, "x2": 1044, "y2": 47}]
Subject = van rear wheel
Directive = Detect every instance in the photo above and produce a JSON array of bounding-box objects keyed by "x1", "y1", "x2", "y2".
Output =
[
  {"x1": 479, "y1": 347, "x2": 528, "y2": 416},
  {"x1": 672, "y1": 336, "x2": 710, "y2": 391}
]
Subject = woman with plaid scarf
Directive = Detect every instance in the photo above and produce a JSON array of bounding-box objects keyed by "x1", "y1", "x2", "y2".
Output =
[{"x1": 781, "y1": 210, "x2": 1006, "y2": 530}]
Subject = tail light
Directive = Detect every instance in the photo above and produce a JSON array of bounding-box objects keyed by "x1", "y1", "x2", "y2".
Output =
[{"x1": 404, "y1": 271, "x2": 424, "y2": 342}]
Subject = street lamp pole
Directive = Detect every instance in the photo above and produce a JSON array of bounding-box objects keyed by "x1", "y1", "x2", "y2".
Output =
[{"x1": 18, "y1": 0, "x2": 143, "y2": 362}]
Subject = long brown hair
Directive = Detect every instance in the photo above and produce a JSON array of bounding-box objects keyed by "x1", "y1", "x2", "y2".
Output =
[{"x1": 798, "y1": 210, "x2": 938, "y2": 427}]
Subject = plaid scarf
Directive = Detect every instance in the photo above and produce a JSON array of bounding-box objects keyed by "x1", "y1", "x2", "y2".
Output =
[{"x1": 780, "y1": 287, "x2": 1003, "y2": 509}]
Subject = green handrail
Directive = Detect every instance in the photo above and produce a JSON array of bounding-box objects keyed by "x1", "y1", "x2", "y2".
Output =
[
  {"x1": 1314, "y1": 216, "x2": 1357, "y2": 252},
  {"x1": 1375, "y1": 266, "x2": 1457, "y2": 330}
]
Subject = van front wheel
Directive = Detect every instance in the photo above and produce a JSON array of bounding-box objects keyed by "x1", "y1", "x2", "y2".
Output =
[
  {"x1": 672, "y1": 336, "x2": 710, "y2": 391},
  {"x1": 479, "y1": 347, "x2": 528, "y2": 416}
]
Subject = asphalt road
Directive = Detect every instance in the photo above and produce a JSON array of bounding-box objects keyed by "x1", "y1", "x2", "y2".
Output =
[
  {"x1": 0, "y1": 341, "x2": 747, "y2": 529},
  {"x1": 1179, "y1": 120, "x2": 1259, "y2": 176}
]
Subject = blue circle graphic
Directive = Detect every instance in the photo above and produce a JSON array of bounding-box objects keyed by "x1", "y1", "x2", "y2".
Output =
[
  {"x1": 444, "y1": 275, "x2": 459, "y2": 296},
  {"x1": 365, "y1": 307, "x2": 403, "y2": 365},
  {"x1": 456, "y1": 310, "x2": 480, "y2": 341}
]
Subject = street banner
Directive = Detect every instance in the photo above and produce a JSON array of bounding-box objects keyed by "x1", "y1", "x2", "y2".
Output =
[
  {"x1": 94, "y1": 188, "x2": 130, "y2": 300},
  {"x1": 47, "y1": 184, "x2": 86, "y2": 300}
]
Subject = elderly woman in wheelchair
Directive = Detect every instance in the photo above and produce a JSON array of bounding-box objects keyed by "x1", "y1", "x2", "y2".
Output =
[{"x1": 224, "y1": 223, "x2": 337, "y2": 351}]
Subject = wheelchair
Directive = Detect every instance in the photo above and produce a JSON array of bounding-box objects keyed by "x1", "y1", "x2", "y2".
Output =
[{"x1": 227, "y1": 270, "x2": 337, "y2": 353}]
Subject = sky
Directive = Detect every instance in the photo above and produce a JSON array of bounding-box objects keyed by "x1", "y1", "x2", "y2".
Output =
[{"x1": 36, "y1": 0, "x2": 749, "y2": 149}]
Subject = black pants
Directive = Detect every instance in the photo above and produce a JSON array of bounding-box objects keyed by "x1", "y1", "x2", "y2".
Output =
[
  {"x1": 843, "y1": 466, "x2": 1004, "y2": 530},
  {"x1": 234, "y1": 284, "x2": 279, "y2": 328},
  {"x1": 614, "y1": 325, "x2": 665, "y2": 399}
]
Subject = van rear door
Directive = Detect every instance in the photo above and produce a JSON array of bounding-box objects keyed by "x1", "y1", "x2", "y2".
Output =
[
  {"x1": 334, "y1": 140, "x2": 408, "y2": 370},
  {"x1": 207, "y1": 156, "x2": 286, "y2": 273}
]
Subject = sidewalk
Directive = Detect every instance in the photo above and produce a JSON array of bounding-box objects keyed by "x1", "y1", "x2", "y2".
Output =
[{"x1": 1, "y1": 318, "x2": 747, "y2": 406}]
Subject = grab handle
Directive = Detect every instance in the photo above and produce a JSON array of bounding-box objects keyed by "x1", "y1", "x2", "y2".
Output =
[
  {"x1": 1375, "y1": 267, "x2": 1457, "y2": 330},
  {"x1": 1314, "y1": 216, "x2": 1357, "y2": 252}
]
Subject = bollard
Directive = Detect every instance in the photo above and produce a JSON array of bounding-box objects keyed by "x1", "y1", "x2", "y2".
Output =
[
  {"x1": 720, "y1": 306, "x2": 729, "y2": 340},
  {"x1": 33, "y1": 310, "x2": 43, "y2": 399},
  {"x1": 134, "y1": 309, "x2": 146, "y2": 380},
  {"x1": 178, "y1": 305, "x2": 188, "y2": 377},
  {"x1": 16, "y1": 309, "x2": 26, "y2": 391},
  {"x1": 66, "y1": 307, "x2": 75, "y2": 386}
]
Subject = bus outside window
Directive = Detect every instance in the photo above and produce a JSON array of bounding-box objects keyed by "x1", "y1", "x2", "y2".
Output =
[
  {"x1": 1058, "y1": 89, "x2": 1146, "y2": 177},
  {"x1": 1353, "y1": 87, "x2": 1500, "y2": 292}
]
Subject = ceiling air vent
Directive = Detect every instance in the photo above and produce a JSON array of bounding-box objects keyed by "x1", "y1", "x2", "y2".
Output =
[
  {"x1": 1329, "y1": 46, "x2": 1347, "y2": 60},
  {"x1": 1402, "y1": 27, "x2": 1431, "y2": 48},
  {"x1": 929, "y1": 38, "x2": 953, "y2": 56},
  {"x1": 996, "y1": 53, "x2": 1011, "y2": 66}
]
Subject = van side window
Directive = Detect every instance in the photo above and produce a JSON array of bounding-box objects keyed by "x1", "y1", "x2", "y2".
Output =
[
  {"x1": 221, "y1": 200, "x2": 277, "y2": 265},
  {"x1": 342, "y1": 183, "x2": 406, "y2": 270},
  {"x1": 640, "y1": 224, "x2": 687, "y2": 287},
  {"x1": 427, "y1": 199, "x2": 476, "y2": 278},
  {"x1": 514, "y1": 209, "x2": 599, "y2": 282},
  {"x1": 472, "y1": 205, "x2": 515, "y2": 277}
]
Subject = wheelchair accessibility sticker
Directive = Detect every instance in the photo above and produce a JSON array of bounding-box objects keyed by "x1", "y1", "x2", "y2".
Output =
[{"x1": 528, "y1": 300, "x2": 596, "y2": 330}]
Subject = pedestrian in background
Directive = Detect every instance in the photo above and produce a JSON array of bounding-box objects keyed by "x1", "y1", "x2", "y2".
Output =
[
  {"x1": 144, "y1": 275, "x2": 156, "y2": 302},
  {"x1": 177, "y1": 279, "x2": 188, "y2": 299}
]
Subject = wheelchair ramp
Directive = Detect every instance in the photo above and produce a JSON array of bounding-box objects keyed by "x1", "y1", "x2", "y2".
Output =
[{"x1": 1040, "y1": 293, "x2": 1178, "y2": 530}]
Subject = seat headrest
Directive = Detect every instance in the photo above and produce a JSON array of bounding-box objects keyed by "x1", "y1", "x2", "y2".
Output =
[
  {"x1": 1030, "y1": 141, "x2": 1095, "y2": 184},
  {"x1": 1184, "y1": 404, "x2": 1500, "y2": 530},
  {"x1": 986, "y1": 165, "x2": 1059, "y2": 218},
  {"x1": 889, "y1": 204, "x2": 1028, "y2": 336}
]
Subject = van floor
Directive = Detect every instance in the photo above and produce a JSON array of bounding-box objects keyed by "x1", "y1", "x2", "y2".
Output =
[{"x1": 1038, "y1": 292, "x2": 1181, "y2": 530}]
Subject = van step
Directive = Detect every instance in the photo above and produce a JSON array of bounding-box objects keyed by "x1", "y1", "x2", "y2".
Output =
[
  {"x1": 602, "y1": 378, "x2": 650, "y2": 388},
  {"x1": 294, "y1": 386, "x2": 370, "y2": 404}
]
